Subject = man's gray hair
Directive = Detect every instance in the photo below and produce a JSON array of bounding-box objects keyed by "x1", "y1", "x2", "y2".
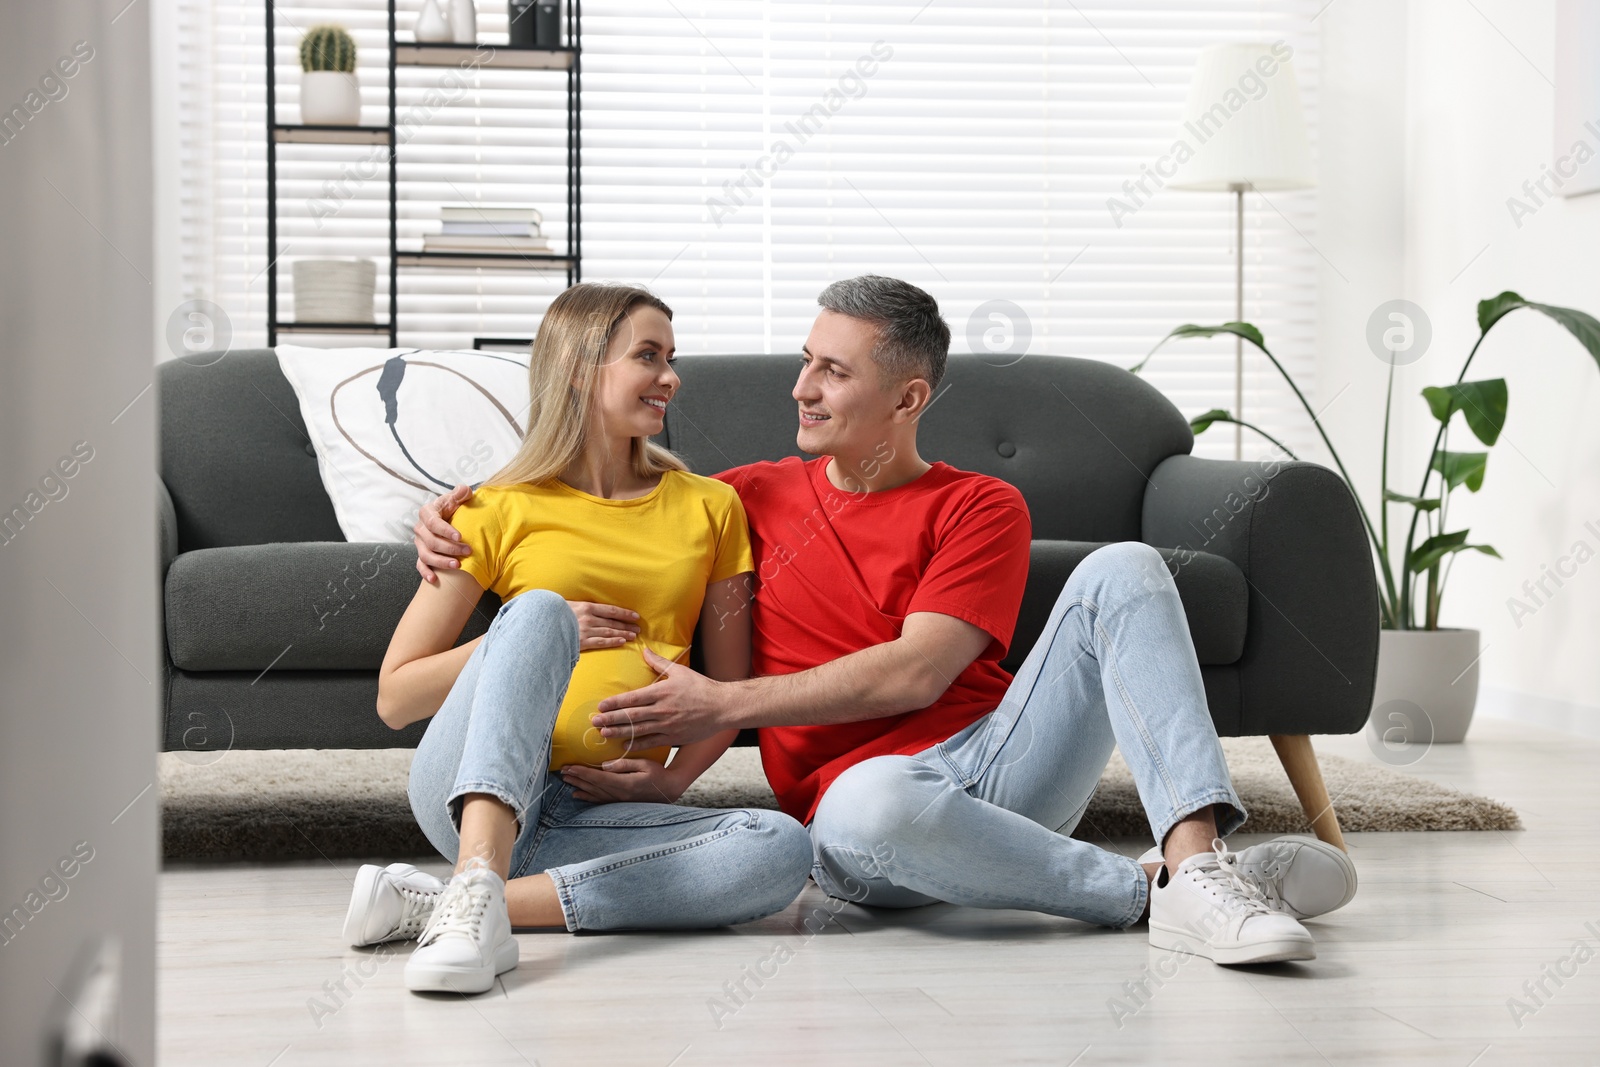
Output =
[{"x1": 817, "y1": 275, "x2": 950, "y2": 391}]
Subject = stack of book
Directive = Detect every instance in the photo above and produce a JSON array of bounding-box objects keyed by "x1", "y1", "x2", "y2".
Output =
[{"x1": 423, "y1": 205, "x2": 550, "y2": 253}]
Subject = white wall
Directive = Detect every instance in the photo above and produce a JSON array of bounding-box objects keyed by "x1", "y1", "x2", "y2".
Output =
[
  {"x1": 1404, "y1": 0, "x2": 1600, "y2": 726},
  {"x1": 1312, "y1": 0, "x2": 1409, "y2": 532},
  {"x1": 1318, "y1": 0, "x2": 1600, "y2": 731}
]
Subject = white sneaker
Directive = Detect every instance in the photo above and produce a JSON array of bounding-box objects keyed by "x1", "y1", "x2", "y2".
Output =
[
  {"x1": 404, "y1": 858, "x2": 518, "y2": 994},
  {"x1": 1139, "y1": 836, "x2": 1358, "y2": 920},
  {"x1": 1148, "y1": 839, "x2": 1316, "y2": 966},
  {"x1": 343, "y1": 862, "x2": 446, "y2": 947},
  {"x1": 1231, "y1": 835, "x2": 1358, "y2": 919}
]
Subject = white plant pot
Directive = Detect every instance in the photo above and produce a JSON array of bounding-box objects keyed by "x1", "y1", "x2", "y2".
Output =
[
  {"x1": 449, "y1": 0, "x2": 478, "y2": 43},
  {"x1": 300, "y1": 71, "x2": 361, "y2": 126},
  {"x1": 414, "y1": 0, "x2": 454, "y2": 42},
  {"x1": 1367, "y1": 627, "x2": 1480, "y2": 746}
]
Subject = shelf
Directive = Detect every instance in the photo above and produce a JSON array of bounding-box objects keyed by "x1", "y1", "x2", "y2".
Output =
[
  {"x1": 265, "y1": 0, "x2": 582, "y2": 348},
  {"x1": 274, "y1": 321, "x2": 392, "y2": 334},
  {"x1": 399, "y1": 251, "x2": 575, "y2": 271},
  {"x1": 395, "y1": 43, "x2": 577, "y2": 70},
  {"x1": 474, "y1": 336, "x2": 534, "y2": 350},
  {"x1": 273, "y1": 124, "x2": 393, "y2": 145}
]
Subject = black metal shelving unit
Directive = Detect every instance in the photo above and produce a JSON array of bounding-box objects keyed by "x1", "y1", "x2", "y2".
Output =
[{"x1": 265, "y1": 0, "x2": 582, "y2": 346}]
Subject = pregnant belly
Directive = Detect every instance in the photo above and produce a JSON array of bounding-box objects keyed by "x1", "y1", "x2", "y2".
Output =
[{"x1": 547, "y1": 639, "x2": 685, "y2": 771}]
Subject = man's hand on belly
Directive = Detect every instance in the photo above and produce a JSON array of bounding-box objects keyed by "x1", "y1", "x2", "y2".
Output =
[{"x1": 592, "y1": 646, "x2": 730, "y2": 749}]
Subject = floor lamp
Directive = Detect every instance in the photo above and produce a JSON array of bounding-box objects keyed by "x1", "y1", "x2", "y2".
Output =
[{"x1": 1168, "y1": 43, "x2": 1314, "y2": 460}]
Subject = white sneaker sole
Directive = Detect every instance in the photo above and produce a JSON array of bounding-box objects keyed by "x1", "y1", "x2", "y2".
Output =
[
  {"x1": 405, "y1": 936, "x2": 519, "y2": 994},
  {"x1": 1275, "y1": 836, "x2": 1358, "y2": 919},
  {"x1": 342, "y1": 864, "x2": 388, "y2": 947},
  {"x1": 1149, "y1": 920, "x2": 1316, "y2": 966}
]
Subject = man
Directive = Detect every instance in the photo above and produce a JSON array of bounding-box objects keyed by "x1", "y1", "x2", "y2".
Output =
[{"x1": 414, "y1": 275, "x2": 1357, "y2": 965}]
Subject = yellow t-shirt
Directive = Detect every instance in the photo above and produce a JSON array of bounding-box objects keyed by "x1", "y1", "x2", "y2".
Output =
[{"x1": 449, "y1": 470, "x2": 754, "y2": 770}]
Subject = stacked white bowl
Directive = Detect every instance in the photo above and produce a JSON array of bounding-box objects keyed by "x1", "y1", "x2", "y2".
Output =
[{"x1": 292, "y1": 258, "x2": 377, "y2": 323}]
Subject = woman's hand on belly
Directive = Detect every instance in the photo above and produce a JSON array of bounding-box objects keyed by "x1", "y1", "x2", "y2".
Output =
[
  {"x1": 565, "y1": 601, "x2": 642, "y2": 650},
  {"x1": 559, "y1": 758, "x2": 688, "y2": 804}
]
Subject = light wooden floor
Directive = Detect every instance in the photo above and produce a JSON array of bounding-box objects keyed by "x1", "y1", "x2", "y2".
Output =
[{"x1": 158, "y1": 717, "x2": 1600, "y2": 1066}]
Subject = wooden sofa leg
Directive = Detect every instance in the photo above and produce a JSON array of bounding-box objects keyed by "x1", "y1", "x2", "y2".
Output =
[{"x1": 1268, "y1": 734, "x2": 1347, "y2": 853}]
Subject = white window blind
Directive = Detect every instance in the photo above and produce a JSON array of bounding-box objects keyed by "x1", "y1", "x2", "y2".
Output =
[{"x1": 174, "y1": 0, "x2": 1322, "y2": 462}]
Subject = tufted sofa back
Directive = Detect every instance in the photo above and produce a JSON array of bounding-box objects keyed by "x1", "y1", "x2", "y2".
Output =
[
  {"x1": 159, "y1": 350, "x2": 1194, "y2": 549},
  {"x1": 665, "y1": 353, "x2": 1194, "y2": 542}
]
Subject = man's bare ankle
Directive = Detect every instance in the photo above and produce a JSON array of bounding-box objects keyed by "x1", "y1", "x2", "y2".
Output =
[
  {"x1": 1138, "y1": 860, "x2": 1162, "y2": 920},
  {"x1": 1161, "y1": 806, "x2": 1222, "y2": 869}
]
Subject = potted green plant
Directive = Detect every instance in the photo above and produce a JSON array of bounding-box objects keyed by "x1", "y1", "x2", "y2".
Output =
[
  {"x1": 1132, "y1": 292, "x2": 1600, "y2": 742},
  {"x1": 299, "y1": 24, "x2": 361, "y2": 126}
]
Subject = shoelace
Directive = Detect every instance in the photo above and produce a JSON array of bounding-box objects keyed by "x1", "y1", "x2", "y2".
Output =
[
  {"x1": 1237, "y1": 845, "x2": 1291, "y2": 911},
  {"x1": 395, "y1": 884, "x2": 441, "y2": 940},
  {"x1": 415, "y1": 876, "x2": 490, "y2": 948},
  {"x1": 1196, "y1": 839, "x2": 1273, "y2": 917}
]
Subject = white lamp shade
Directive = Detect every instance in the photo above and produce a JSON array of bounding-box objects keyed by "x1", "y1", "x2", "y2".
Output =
[{"x1": 1168, "y1": 42, "x2": 1314, "y2": 191}]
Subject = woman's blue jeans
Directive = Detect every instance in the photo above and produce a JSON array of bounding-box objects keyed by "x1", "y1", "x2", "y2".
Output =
[
  {"x1": 808, "y1": 542, "x2": 1247, "y2": 929},
  {"x1": 408, "y1": 589, "x2": 813, "y2": 932}
]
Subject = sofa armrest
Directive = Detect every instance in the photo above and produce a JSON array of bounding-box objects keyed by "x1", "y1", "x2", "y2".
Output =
[
  {"x1": 1141, "y1": 454, "x2": 1379, "y2": 736},
  {"x1": 157, "y1": 476, "x2": 179, "y2": 582}
]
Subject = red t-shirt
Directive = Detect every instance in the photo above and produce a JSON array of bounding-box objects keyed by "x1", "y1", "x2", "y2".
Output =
[{"x1": 713, "y1": 457, "x2": 1032, "y2": 823}]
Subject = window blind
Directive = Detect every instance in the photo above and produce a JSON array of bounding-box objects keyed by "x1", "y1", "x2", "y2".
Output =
[{"x1": 174, "y1": 0, "x2": 1322, "y2": 462}]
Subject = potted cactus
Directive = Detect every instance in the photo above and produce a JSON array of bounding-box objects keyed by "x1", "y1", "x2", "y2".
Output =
[{"x1": 299, "y1": 24, "x2": 361, "y2": 126}]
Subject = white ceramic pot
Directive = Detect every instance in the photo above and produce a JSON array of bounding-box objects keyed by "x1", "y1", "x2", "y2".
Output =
[
  {"x1": 414, "y1": 0, "x2": 454, "y2": 42},
  {"x1": 450, "y1": 0, "x2": 478, "y2": 43},
  {"x1": 1367, "y1": 627, "x2": 1480, "y2": 746},
  {"x1": 300, "y1": 71, "x2": 361, "y2": 126}
]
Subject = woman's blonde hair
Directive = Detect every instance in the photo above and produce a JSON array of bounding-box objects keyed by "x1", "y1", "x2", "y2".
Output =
[{"x1": 483, "y1": 283, "x2": 688, "y2": 488}]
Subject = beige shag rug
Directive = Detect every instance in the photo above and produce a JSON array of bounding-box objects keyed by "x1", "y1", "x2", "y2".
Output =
[{"x1": 160, "y1": 738, "x2": 1520, "y2": 861}]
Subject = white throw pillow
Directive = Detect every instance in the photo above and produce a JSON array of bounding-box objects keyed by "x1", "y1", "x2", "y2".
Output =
[{"x1": 275, "y1": 345, "x2": 531, "y2": 543}]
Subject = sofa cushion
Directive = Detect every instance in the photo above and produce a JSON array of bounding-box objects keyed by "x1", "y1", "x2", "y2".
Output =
[
  {"x1": 1005, "y1": 541, "x2": 1248, "y2": 672},
  {"x1": 169, "y1": 538, "x2": 1242, "y2": 676},
  {"x1": 165, "y1": 542, "x2": 497, "y2": 672}
]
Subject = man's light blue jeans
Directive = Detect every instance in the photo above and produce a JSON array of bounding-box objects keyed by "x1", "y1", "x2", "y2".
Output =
[
  {"x1": 808, "y1": 542, "x2": 1247, "y2": 929},
  {"x1": 408, "y1": 589, "x2": 814, "y2": 932}
]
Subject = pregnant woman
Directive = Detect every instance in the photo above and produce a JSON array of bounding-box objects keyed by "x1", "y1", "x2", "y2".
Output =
[{"x1": 344, "y1": 283, "x2": 812, "y2": 994}]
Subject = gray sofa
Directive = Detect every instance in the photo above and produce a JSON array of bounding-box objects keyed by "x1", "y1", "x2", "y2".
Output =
[{"x1": 159, "y1": 349, "x2": 1378, "y2": 845}]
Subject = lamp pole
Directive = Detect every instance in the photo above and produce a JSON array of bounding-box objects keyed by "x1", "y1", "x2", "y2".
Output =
[{"x1": 1171, "y1": 44, "x2": 1313, "y2": 463}]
